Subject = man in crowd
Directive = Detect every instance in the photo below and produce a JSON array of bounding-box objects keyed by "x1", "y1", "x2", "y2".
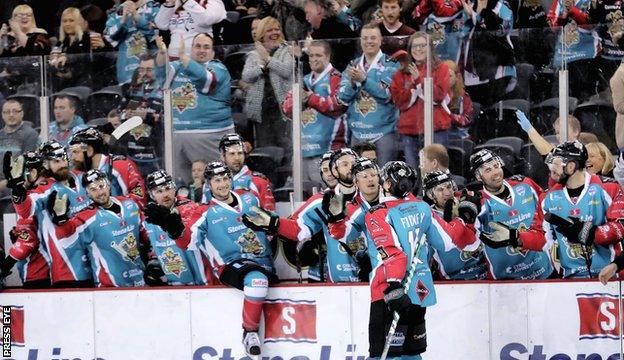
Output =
[
  {"x1": 49, "y1": 95, "x2": 87, "y2": 146},
  {"x1": 377, "y1": 0, "x2": 415, "y2": 54}
]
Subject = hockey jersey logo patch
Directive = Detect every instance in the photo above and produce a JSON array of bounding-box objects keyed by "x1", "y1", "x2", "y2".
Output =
[
  {"x1": 236, "y1": 229, "x2": 265, "y2": 255},
  {"x1": 566, "y1": 243, "x2": 595, "y2": 260},
  {"x1": 263, "y1": 299, "x2": 317, "y2": 343},
  {"x1": 356, "y1": 91, "x2": 376, "y2": 116},
  {"x1": 415, "y1": 280, "x2": 430, "y2": 302},
  {"x1": 171, "y1": 83, "x2": 198, "y2": 113},
  {"x1": 111, "y1": 233, "x2": 140, "y2": 262},
  {"x1": 301, "y1": 108, "x2": 317, "y2": 126},
  {"x1": 159, "y1": 247, "x2": 186, "y2": 277}
]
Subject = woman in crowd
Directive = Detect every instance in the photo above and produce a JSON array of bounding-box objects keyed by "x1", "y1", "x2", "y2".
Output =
[
  {"x1": 586, "y1": 142, "x2": 615, "y2": 177},
  {"x1": 444, "y1": 59, "x2": 473, "y2": 139},
  {"x1": 390, "y1": 32, "x2": 452, "y2": 169},
  {"x1": 0, "y1": 4, "x2": 50, "y2": 57},
  {"x1": 242, "y1": 16, "x2": 293, "y2": 164}
]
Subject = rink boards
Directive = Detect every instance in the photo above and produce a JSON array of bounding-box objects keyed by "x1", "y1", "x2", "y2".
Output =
[{"x1": 0, "y1": 280, "x2": 623, "y2": 360}]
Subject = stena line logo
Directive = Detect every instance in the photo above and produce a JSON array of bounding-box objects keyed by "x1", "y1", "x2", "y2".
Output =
[
  {"x1": 263, "y1": 298, "x2": 317, "y2": 343},
  {"x1": 577, "y1": 293, "x2": 620, "y2": 340}
]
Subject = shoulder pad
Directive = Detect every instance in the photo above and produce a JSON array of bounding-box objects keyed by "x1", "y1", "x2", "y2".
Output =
[
  {"x1": 599, "y1": 176, "x2": 617, "y2": 184},
  {"x1": 507, "y1": 175, "x2": 526, "y2": 182},
  {"x1": 368, "y1": 203, "x2": 387, "y2": 213},
  {"x1": 111, "y1": 155, "x2": 127, "y2": 161},
  {"x1": 251, "y1": 171, "x2": 268, "y2": 180}
]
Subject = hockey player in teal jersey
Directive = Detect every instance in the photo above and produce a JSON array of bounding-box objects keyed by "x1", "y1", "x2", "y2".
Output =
[
  {"x1": 470, "y1": 149, "x2": 554, "y2": 279},
  {"x1": 422, "y1": 170, "x2": 488, "y2": 280},
  {"x1": 188, "y1": 161, "x2": 277, "y2": 356},
  {"x1": 47, "y1": 169, "x2": 162, "y2": 287},
  {"x1": 542, "y1": 141, "x2": 624, "y2": 278},
  {"x1": 142, "y1": 170, "x2": 207, "y2": 285}
]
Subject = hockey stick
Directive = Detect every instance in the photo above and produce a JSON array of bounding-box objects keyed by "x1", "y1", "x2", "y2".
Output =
[
  {"x1": 544, "y1": 212, "x2": 593, "y2": 278},
  {"x1": 380, "y1": 229, "x2": 426, "y2": 360},
  {"x1": 107, "y1": 115, "x2": 143, "y2": 180}
]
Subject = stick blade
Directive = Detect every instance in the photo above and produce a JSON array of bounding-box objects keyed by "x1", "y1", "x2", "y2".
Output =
[{"x1": 112, "y1": 116, "x2": 143, "y2": 140}]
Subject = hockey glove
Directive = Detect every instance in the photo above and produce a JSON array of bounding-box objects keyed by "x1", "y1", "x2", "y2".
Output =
[
  {"x1": 480, "y1": 222, "x2": 519, "y2": 249},
  {"x1": 357, "y1": 254, "x2": 372, "y2": 282},
  {"x1": 384, "y1": 281, "x2": 412, "y2": 314},
  {"x1": 144, "y1": 202, "x2": 171, "y2": 227},
  {"x1": 242, "y1": 206, "x2": 279, "y2": 234},
  {"x1": 46, "y1": 190, "x2": 70, "y2": 225},
  {"x1": 144, "y1": 259, "x2": 167, "y2": 286},
  {"x1": 322, "y1": 190, "x2": 346, "y2": 223},
  {"x1": 3, "y1": 152, "x2": 27, "y2": 203},
  {"x1": 457, "y1": 189, "x2": 481, "y2": 224},
  {"x1": 164, "y1": 209, "x2": 185, "y2": 239},
  {"x1": 443, "y1": 199, "x2": 455, "y2": 222},
  {"x1": 545, "y1": 213, "x2": 596, "y2": 246}
]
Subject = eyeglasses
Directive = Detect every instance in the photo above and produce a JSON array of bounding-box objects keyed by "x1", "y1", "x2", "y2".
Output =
[
  {"x1": 13, "y1": 13, "x2": 32, "y2": 18},
  {"x1": 2, "y1": 109, "x2": 23, "y2": 115},
  {"x1": 138, "y1": 67, "x2": 154, "y2": 72},
  {"x1": 412, "y1": 43, "x2": 428, "y2": 50}
]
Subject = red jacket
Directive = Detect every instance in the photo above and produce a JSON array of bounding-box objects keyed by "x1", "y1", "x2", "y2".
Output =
[{"x1": 390, "y1": 61, "x2": 453, "y2": 135}]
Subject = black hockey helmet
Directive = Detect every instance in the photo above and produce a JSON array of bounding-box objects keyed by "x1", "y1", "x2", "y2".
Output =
[
  {"x1": 38, "y1": 140, "x2": 67, "y2": 160},
  {"x1": 329, "y1": 148, "x2": 357, "y2": 169},
  {"x1": 69, "y1": 127, "x2": 104, "y2": 153},
  {"x1": 380, "y1": 161, "x2": 416, "y2": 198},
  {"x1": 547, "y1": 140, "x2": 588, "y2": 169},
  {"x1": 423, "y1": 170, "x2": 455, "y2": 191},
  {"x1": 23, "y1": 151, "x2": 44, "y2": 171},
  {"x1": 352, "y1": 157, "x2": 379, "y2": 177},
  {"x1": 204, "y1": 161, "x2": 232, "y2": 181},
  {"x1": 469, "y1": 149, "x2": 503, "y2": 175},
  {"x1": 81, "y1": 169, "x2": 108, "y2": 188},
  {"x1": 146, "y1": 170, "x2": 174, "y2": 190},
  {"x1": 218, "y1": 133, "x2": 244, "y2": 152}
]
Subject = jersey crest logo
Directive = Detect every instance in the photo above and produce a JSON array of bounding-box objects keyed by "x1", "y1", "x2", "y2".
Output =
[
  {"x1": 607, "y1": 10, "x2": 624, "y2": 40},
  {"x1": 111, "y1": 233, "x2": 140, "y2": 262},
  {"x1": 506, "y1": 245, "x2": 529, "y2": 257},
  {"x1": 563, "y1": 21, "x2": 580, "y2": 47},
  {"x1": 237, "y1": 228, "x2": 265, "y2": 255},
  {"x1": 131, "y1": 185, "x2": 144, "y2": 198},
  {"x1": 159, "y1": 247, "x2": 187, "y2": 277},
  {"x1": 427, "y1": 22, "x2": 446, "y2": 45},
  {"x1": 127, "y1": 32, "x2": 148, "y2": 58},
  {"x1": 301, "y1": 108, "x2": 317, "y2": 126},
  {"x1": 171, "y1": 82, "x2": 198, "y2": 113},
  {"x1": 356, "y1": 91, "x2": 377, "y2": 116},
  {"x1": 566, "y1": 242, "x2": 594, "y2": 260},
  {"x1": 460, "y1": 243, "x2": 483, "y2": 261},
  {"x1": 131, "y1": 123, "x2": 151, "y2": 141}
]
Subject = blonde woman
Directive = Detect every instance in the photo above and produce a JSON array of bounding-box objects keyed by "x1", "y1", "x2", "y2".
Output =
[
  {"x1": 242, "y1": 16, "x2": 293, "y2": 158},
  {"x1": 0, "y1": 4, "x2": 50, "y2": 57},
  {"x1": 586, "y1": 142, "x2": 615, "y2": 177}
]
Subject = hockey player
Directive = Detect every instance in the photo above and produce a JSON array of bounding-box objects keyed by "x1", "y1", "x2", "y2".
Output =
[
  {"x1": 243, "y1": 150, "x2": 366, "y2": 283},
  {"x1": 47, "y1": 169, "x2": 161, "y2": 287},
  {"x1": 364, "y1": 161, "x2": 470, "y2": 360},
  {"x1": 202, "y1": 133, "x2": 275, "y2": 211},
  {"x1": 188, "y1": 161, "x2": 277, "y2": 356},
  {"x1": 1, "y1": 151, "x2": 51, "y2": 288},
  {"x1": 69, "y1": 127, "x2": 148, "y2": 208},
  {"x1": 142, "y1": 170, "x2": 208, "y2": 285},
  {"x1": 9, "y1": 141, "x2": 94, "y2": 288},
  {"x1": 422, "y1": 170, "x2": 488, "y2": 280},
  {"x1": 542, "y1": 141, "x2": 624, "y2": 278},
  {"x1": 469, "y1": 149, "x2": 554, "y2": 279}
]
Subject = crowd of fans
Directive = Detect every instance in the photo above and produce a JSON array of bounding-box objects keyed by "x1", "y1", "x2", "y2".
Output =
[{"x1": 0, "y1": 0, "x2": 624, "y2": 290}]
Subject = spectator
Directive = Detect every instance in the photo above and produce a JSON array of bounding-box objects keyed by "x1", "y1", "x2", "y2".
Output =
[
  {"x1": 154, "y1": 0, "x2": 226, "y2": 59},
  {"x1": 104, "y1": 0, "x2": 161, "y2": 85},
  {"x1": 331, "y1": 0, "x2": 362, "y2": 32},
  {"x1": 0, "y1": 99, "x2": 40, "y2": 192},
  {"x1": 257, "y1": 0, "x2": 308, "y2": 41},
  {"x1": 156, "y1": 33, "x2": 234, "y2": 183},
  {"x1": 586, "y1": 141, "x2": 615, "y2": 177},
  {"x1": 282, "y1": 40, "x2": 347, "y2": 184},
  {"x1": 507, "y1": 0, "x2": 550, "y2": 67},
  {"x1": 353, "y1": 141, "x2": 377, "y2": 163},
  {"x1": 444, "y1": 60, "x2": 474, "y2": 139},
  {"x1": 58, "y1": 7, "x2": 109, "y2": 55},
  {"x1": 610, "y1": 61, "x2": 624, "y2": 150},
  {"x1": 229, "y1": 0, "x2": 259, "y2": 16},
  {"x1": 420, "y1": 143, "x2": 466, "y2": 189},
  {"x1": 242, "y1": 17, "x2": 293, "y2": 161},
  {"x1": 461, "y1": 0, "x2": 516, "y2": 106},
  {"x1": 338, "y1": 23, "x2": 400, "y2": 167},
  {"x1": 188, "y1": 159, "x2": 207, "y2": 203},
  {"x1": 517, "y1": 112, "x2": 581, "y2": 156},
  {"x1": 49, "y1": 95, "x2": 87, "y2": 147},
  {"x1": 390, "y1": 32, "x2": 452, "y2": 169},
  {"x1": 0, "y1": 5, "x2": 50, "y2": 57},
  {"x1": 547, "y1": 0, "x2": 599, "y2": 101},
  {"x1": 377, "y1": 0, "x2": 415, "y2": 55},
  {"x1": 411, "y1": 0, "x2": 463, "y2": 60}
]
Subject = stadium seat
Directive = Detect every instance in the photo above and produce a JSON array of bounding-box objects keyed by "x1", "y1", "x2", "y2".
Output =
[
  {"x1": 224, "y1": 51, "x2": 249, "y2": 80},
  {"x1": 472, "y1": 99, "x2": 530, "y2": 143},
  {"x1": 6, "y1": 93, "x2": 40, "y2": 128},
  {"x1": 449, "y1": 138, "x2": 474, "y2": 157},
  {"x1": 252, "y1": 146, "x2": 285, "y2": 166},
  {"x1": 573, "y1": 98, "x2": 617, "y2": 151},
  {"x1": 53, "y1": 86, "x2": 93, "y2": 103},
  {"x1": 506, "y1": 62, "x2": 535, "y2": 100},
  {"x1": 485, "y1": 136, "x2": 524, "y2": 156},
  {"x1": 87, "y1": 85, "x2": 122, "y2": 119},
  {"x1": 246, "y1": 153, "x2": 277, "y2": 184},
  {"x1": 274, "y1": 165, "x2": 292, "y2": 188},
  {"x1": 226, "y1": 11, "x2": 240, "y2": 23},
  {"x1": 86, "y1": 118, "x2": 108, "y2": 127},
  {"x1": 447, "y1": 146, "x2": 468, "y2": 178},
  {"x1": 521, "y1": 143, "x2": 549, "y2": 189}
]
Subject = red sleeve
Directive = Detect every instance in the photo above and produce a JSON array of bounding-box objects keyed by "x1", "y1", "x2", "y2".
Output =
[
  {"x1": 8, "y1": 218, "x2": 39, "y2": 261},
  {"x1": 54, "y1": 208, "x2": 97, "y2": 239},
  {"x1": 365, "y1": 207, "x2": 408, "y2": 283},
  {"x1": 595, "y1": 181, "x2": 624, "y2": 245},
  {"x1": 116, "y1": 159, "x2": 148, "y2": 209},
  {"x1": 433, "y1": 62, "x2": 451, "y2": 103},
  {"x1": 412, "y1": 0, "x2": 432, "y2": 23},
  {"x1": 282, "y1": 90, "x2": 294, "y2": 119},
  {"x1": 13, "y1": 181, "x2": 54, "y2": 219},
  {"x1": 431, "y1": 0, "x2": 463, "y2": 18},
  {"x1": 519, "y1": 189, "x2": 547, "y2": 251},
  {"x1": 276, "y1": 195, "x2": 320, "y2": 241},
  {"x1": 253, "y1": 176, "x2": 276, "y2": 211},
  {"x1": 390, "y1": 71, "x2": 420, "y2": 111},
  {"x1": 307, "y1": 73, "x2": 347, "y2": 118},
  {"x1": 547, "y1": 0, "x2": 565, "y2": 26},
  {"x1": 177, "y1": 203, "x2": 210, "y2": 249},
  {"x1": 568, "y1": 6, "x2": 590, "y2": 23},
  {"x1": 523, "y1": 176, "x2": 544, "y2": 198},
  {"x1": 444, "y1": 218, "x2": 478, "y2": 249},
  {"x1": 451, "y1": 92, "x2": 474, "y2": 127}
]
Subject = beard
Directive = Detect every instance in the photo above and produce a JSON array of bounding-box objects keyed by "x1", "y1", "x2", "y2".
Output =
[{"x1": 52, "y1": 167, "x2": 70, "y2": 182}]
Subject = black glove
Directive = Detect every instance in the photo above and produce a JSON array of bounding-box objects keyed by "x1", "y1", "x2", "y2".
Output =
[
  {"x1": 322, "y1": 190, "x2": 346, "y2": 223},
  {"x1": 144, "y1": 203, "x2": 185, "y2": 239},
  {"x1": 480, "y1": 221, "x2": 519, "y2": 249},
  {"x1": 165, "y1": 210, "x2": 185, "y2": 239},
  {"x1": 383, "y1": 281, "x2": 412, "y2": 314},
  {"x1": 457, "y1": 189, "x2": 481, "y2": 224},
  {"x1": 242, "y1": 206, "x2": 279, "y2": 234},
  {"x1": 46, "y1": 190, "x2": 70, "y2": 225},
  {"x1": 442, "y1": 199, "x2": 455, "y2": 222},
  {"x1": 144, "y1": 259, "x2": 167, "y2": 286},
  {"x1": 357, "y1": 254, "x2": 372, "y2": 282},
  {"x1": 3, "y1": 152, "x2": 27, "y2": 203},
  {"x1": 545, "y1": 213, "x2": 596, "y2": 246}
]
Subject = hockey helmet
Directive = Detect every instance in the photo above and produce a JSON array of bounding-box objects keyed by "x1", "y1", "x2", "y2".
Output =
[
  {"x1": 380, "y1": 161, "x2": 416, "y2": 198},
  {"x1": 146, "y1": 170, "x2": 174, "y2": 190},
  {"x1": 69, "y1": 127, "x2": 104, "y2": 153},
  {"x1": 204, "y1": 161, "x2": 232, "y2": 181}
]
